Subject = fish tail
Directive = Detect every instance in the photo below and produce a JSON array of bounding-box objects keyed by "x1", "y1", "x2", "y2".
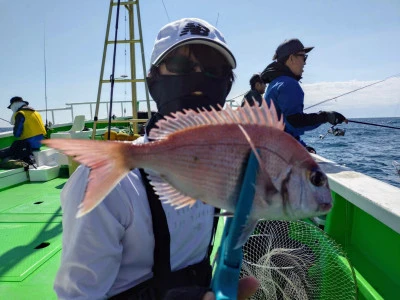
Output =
[{"x1": 43, "y1": 139, "x2": 135, "y2": 217}]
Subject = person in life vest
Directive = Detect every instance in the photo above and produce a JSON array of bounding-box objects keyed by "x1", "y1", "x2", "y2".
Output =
[{"x1": 0, "y1": 96, "x2": 46, "y2": 161}]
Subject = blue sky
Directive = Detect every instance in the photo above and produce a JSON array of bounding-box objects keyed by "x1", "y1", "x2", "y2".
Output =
[{"x1": 1, "y1": 0, "x2": 400, "y2": 126}]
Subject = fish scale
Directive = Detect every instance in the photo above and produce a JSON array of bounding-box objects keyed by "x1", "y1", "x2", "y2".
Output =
[{"x1": 139, "y1": 124, "x2": 304, "y2": 215}]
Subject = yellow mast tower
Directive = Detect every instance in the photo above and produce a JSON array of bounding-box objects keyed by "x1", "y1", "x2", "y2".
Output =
[{"x1": 92, "y1": 0, "x2": 151, "y2": 139}]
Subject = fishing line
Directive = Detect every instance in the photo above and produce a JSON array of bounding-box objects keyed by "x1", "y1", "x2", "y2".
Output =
[
  {"x1": 215, "y1": 12, "x2": 220, "y2": 27},
  {"x1": 348, "y1": 120, "x2": 400, "y2": 130},
  {"x1": 319, "y1": 126, "x2": 335, "y2": 139},
  {"x1": 161, "y1": 0, "x2": 170, "y2": 22},
  {"x1": 304, "y1": 72, "x2": 400, "y2": 110}
]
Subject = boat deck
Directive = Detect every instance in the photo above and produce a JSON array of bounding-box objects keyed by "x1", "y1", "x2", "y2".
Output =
[
  {"x1": 0, "y1": 150, "x2": 399, "y2": 299},
  {"x1": 0, "y1": 177, "x2": 67, "y2": 299}
]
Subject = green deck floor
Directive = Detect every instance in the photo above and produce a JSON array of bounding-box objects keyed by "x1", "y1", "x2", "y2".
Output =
[{"x1": 0, "y1": 177, "x2": 67, "y2": 299}]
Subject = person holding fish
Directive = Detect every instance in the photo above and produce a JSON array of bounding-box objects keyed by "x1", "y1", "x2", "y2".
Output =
[
  {"x1": 261, "y1": 38, "x2": 347, "y2": 153},
  {"x1": 52, "y1": 18, "x2": 260, "y2": 300}
]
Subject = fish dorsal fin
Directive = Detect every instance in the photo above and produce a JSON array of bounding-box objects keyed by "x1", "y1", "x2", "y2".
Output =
[
  {"x1": 149, "y1": 99, "x2": 284, "y2": 140},
  {"x1": 146, "y1": 173, "x2": 197, "y2": 209}
]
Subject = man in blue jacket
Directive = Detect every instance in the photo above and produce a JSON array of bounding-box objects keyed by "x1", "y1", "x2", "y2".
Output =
[{"x1": 261, "y1": 38, "x2": 347, "y2": 153}]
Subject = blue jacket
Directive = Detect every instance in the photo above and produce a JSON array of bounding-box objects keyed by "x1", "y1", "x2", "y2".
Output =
[{"x1": 262, "y1": 62, "x2": 325, "y2": 144}]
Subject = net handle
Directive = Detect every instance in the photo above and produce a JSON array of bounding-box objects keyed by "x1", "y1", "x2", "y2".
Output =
[{"x1": 211, "y1": 150, "x2": 260, "y2": 299}]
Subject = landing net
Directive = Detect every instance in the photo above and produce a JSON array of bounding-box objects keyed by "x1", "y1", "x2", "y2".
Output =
[{"x1": 240, "y1": 220, "x2": 357, "y2": 300}]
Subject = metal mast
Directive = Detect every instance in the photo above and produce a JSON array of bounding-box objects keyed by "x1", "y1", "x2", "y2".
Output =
[{"x1": 92, "y1": 0, "x2": 151, "y2": 139}]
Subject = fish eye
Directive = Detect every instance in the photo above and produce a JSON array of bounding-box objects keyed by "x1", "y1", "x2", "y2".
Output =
[{"x1": 309, "y1": 170, "x2": 327, "y2": 187}]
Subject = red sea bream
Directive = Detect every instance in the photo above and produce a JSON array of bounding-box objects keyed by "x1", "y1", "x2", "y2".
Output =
[{"x1": 43, "y1": 101, "x2": 332, "y2": 242}]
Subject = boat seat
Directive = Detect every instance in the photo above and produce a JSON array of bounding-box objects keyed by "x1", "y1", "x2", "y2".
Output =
[
  {"x1": 33, "y1": 148, "x2": 69, "y2": 167},
  {"x1": 50, "y1": 115, "x2": 91, "y2": 139}
]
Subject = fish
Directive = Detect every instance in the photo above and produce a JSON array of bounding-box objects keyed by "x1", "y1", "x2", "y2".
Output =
[{"x1": 43, "y1": 100, "x2": 332, "y2": 245}]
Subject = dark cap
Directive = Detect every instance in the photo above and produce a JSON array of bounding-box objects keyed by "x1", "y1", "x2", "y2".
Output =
[
  {"x1": 7, "y1": 96, "x2": 29, "y2": 109},
  {"x1": 249, "y1": 73, "x2": 263, "y2": 87},
  {"x1": 273, "y1": 38, "x2": 314, "y2": 61}
]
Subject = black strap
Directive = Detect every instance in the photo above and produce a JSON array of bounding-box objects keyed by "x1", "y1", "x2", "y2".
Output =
[
  {"x1": 112, "y1": 169, "x2": 219, "y2": 299},
  {"x1": 139, "y1": 169, "x2": 171, "y2": 281},
  {"x1": 208, "y1": 208, "x2": 220, "y2": 258},
  {"x1": 110, "y1": 259, "x2": 212, "y2": 300}
]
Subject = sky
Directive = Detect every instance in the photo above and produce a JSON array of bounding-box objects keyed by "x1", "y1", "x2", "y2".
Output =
[{"x1": 1, "y1": 0, "x2": 400, "y2": 127}]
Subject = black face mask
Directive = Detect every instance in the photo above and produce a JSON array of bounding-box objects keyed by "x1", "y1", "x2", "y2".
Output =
[{"x1": 146, "y1": 72, "x2": 232, "y2": 117}]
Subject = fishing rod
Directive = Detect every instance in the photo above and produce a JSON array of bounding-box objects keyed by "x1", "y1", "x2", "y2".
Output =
[
  {"x1": 230, "y1": 92, "x2": 246, "y2": 100},
  {"x1": 304, "y1": 72, "x2": 400, "y2": 110},
  {"x1": 348, "y1": 120, "x2": 400, "y2": 130},
  {"x1": 107, "y1": 0, "x2": 121, "y2": 141},
  {"x1": 0, "y1": 117, "x2": 12, "y2": 125},
  {"x1": 43, "y1": 22, "x2": 49, "y2": 130}
]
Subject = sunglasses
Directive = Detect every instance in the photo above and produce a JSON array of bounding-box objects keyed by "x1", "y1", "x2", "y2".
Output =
[
  {"x1": 162, "y1": 55, "x2": 231, "y2": 78},
  {"x1": 294, "y1": 53, "x2": 308, "y2": 62}
]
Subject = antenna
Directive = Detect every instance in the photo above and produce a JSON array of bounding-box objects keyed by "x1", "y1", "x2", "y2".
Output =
[{"x1": 215, "y1": 12, "x2": 220, "y2": 27}]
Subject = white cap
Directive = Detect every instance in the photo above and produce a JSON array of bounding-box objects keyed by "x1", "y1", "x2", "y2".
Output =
[{"x1": 150, "y1": 18, "x2": 236, "y2": 69}]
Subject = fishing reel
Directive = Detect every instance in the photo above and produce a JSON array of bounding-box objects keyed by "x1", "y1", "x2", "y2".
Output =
[{"x1": 319, "y1": 125, "x2": 346, "y2": 139}]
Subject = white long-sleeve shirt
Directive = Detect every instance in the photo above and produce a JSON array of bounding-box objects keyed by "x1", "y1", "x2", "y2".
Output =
[{"x1": 54, "y1": 138, "x2": 214, "y2": 299}]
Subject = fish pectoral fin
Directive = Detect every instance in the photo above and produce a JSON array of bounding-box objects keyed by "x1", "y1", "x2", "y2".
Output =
[
  {"x1": 238, "y1": 124, "x2": 280, "y2": 194},
  {"x1": 234, "y1": 219, "x2": 259, "y2": 249},
  {"x1": 237, "y1": 124, "x2": 264, "y2": 168},
  {"x1": 147, "y1": 173, "x2": 197, "y2": 209}
]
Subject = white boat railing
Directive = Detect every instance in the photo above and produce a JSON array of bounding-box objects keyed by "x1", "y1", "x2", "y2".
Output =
[
  {"x1": 34, "y1": 99, "x2": 240, "y2": 126},
  {"x1": 36, "y1": 99, "x2": 153, "y2": 126},
  {"x1": 313, "y1": 154, "x2": 400, "y2": 234}
]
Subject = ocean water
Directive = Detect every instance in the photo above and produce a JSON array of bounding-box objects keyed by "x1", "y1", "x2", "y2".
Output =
[
  {"x1": 302, "y1": 117, "x2": 400, "y2": 188},
  {"x1": 1, "y1": 117, "x2": 399, "y2": 188}
]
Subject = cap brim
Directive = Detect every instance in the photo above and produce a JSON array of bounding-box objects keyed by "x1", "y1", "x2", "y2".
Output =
[
  {"x1": 304, "y1": 46, "x2": 314, "y2": 53},
  {"x1": 152, "y1": 38, "x2": 237, "y2": 69},
  {"x1": 7, "y1": 100, "x2": 29, "y2": 109}
]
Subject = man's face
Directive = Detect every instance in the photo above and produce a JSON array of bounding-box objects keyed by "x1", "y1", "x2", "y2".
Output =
[
  {"x1": 159, "y1": 46, "x2": 201, "y2": 75},
  {"x1": 159, "y1": 46, "x2": 204, "y2": 96},
  {"x1": 286, "y1": 51, "x2": 307, "y2": 76},
  {"x1": 255, "y1": 82, "x2": 266, "y2": 94},
  {"x1": 147, "y1": 44, "x2": 233, "y2": 117}
]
